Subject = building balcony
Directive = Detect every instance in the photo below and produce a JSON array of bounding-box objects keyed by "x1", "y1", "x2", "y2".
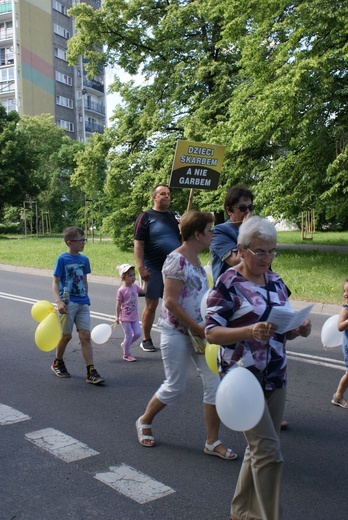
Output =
[
  {"x1": 0, "y1": 2, "x2": 12, "y2": 15},
  {"x1": 0, "y1": 55, "x2": 14, "y2": 66},
  {"x1": 0, "y1": 79, "x2": 14, "y2": 93},
  {"x1": 83, "y1": 78, "x2": 104, "y2": 93},
  {"x1": 0, "y1": 28, "x2": 13, "y2": 41},
  {"x1": 84, "y1": 99, "x2": 105, "y2": 116},
  {"x1": 85, "y1": 121, "x2": 104, "y2": 134}
]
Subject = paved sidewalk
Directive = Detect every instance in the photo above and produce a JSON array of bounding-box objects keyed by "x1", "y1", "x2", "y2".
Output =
[
  {"x1": 0, "y1": 263, "x2": 342, "y2": 315},
  {"x1": 0, "y1": 263, "x2": 119, "y2": 286},
  {"x1": 278, "y1": 243, "x2": 348, "y2": 253}
]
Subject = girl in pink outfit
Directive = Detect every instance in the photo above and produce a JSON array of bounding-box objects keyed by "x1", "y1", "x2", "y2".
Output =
[{"x1": 115, "y1": 264, "x2": 145, "y2": 361}]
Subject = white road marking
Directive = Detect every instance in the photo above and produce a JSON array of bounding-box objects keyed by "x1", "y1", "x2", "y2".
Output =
[
  {"x1": 0, "y1": 291, "x2": 160, "y2": 330},
  {"x1": 95, "y1": 464, "x2": 175, "y2": 504},
  {"x1": 287, "y1": 350, "x2": 345, "y2": 370},
  {"x1": 0, "y1": 404, "x2": 31, "y2": 425},
  {"x1": 25, "y1": 428, "x2": 99, "y2": 462}
]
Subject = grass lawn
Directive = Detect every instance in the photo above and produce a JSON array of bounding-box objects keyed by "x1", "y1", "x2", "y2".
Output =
[{"x1": 1, "y1": 231, "x2": 348, "y2": 304}]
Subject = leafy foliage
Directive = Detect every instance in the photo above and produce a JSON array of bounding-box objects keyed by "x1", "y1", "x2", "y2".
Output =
[
  {"x1": 0, "y1": 110, "x2": 86, "y2": 232},
  {"x1": 64, "y1": 0, "x2": 348, "y2": 245}
]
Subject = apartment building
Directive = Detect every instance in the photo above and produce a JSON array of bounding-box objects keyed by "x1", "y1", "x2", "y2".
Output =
[{"x1": 0, "y1": 0, "x2": 106, "y2": 141}]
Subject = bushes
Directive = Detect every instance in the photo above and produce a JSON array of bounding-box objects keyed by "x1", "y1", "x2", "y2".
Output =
[{"x1": 0, "y1": 223, "x2": 22, "y2": 234}]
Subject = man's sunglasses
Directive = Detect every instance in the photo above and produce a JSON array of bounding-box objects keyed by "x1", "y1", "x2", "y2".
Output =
[{"x1": 233, "y1": 204, "x2": 255, "y2": 212}]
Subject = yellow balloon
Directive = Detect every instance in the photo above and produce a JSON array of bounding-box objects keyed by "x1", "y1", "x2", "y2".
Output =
[
  {"x1": 205, "y1": 343, "x2": 219, "y2": 376},
  {"x1": 35, "y1": 312, "x2": 62, "y2": 352},
  {"x1": 207, "y1": 273, "x2": 213, "y2": 288},
  {"x1": 204, "y1": 265, "x2": 214, "y2": 288},
  {"x1": 31, "y1": 300, "x2": 55, "y2": 322}
]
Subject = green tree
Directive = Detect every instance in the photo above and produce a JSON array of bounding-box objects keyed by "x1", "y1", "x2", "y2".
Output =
[
  {"x1": 218, "y1": 0, "x2": 348, "y2": 227},
  {"x1": 0, "y1": 110, "x2": 86, "y2": 231},
  {"x1": 0, "y1": 106, "x2": 35, "y2": 216},
  {"x1": 68, "y1": 0, "x2": 241, "y2": 248},
  {"x1": 67, "y1": 0, "x2": 348, "y2": 243}
]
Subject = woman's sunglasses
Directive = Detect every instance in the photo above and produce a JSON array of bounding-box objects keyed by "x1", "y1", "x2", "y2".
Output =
[{"x1": 233, "y1": 204, "x2": 255, "y2": 212}]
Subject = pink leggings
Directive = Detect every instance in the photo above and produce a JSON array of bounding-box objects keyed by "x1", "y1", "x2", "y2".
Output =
[{"x1": 120, "y1": 321, "x2": 142, "y2": 355}]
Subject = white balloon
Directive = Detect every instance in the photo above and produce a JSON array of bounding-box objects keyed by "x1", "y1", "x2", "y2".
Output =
[
  {"x1": 321, "y1": 314, "x2": 343, "y2": 349},
  {"x1": 91, "y1": 323, "x2": 112, "y2": 344},
  {"x1": 216, "y1": 366, "x2": 265, "y2": 432},
  {"x1": 200, "y1": 289, "x2": 210, "y2": 321}
]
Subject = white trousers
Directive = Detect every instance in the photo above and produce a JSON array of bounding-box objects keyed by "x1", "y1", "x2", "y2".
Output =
[{"x1": 155, "y1": 328, "x2": 219, "y2": 405}]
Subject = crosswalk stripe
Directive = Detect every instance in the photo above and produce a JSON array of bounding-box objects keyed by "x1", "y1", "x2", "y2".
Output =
[
  {"x1": 0, "y1": 403, "x2": 31, "y2": 425},
  {"x1": 95, "y1": 464, "x2": 175, "y2": 503},
  {"x1": 25, "y1": 427, "x2": 99, "y2": 462}
]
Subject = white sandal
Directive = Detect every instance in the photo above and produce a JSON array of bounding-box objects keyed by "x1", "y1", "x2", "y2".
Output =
[
  {"x1": 204, "y1": 440, "x2": 238, "y2": 460},
  {"x1": 136, "y1": 417, "x2": 155, "y2": 447}
]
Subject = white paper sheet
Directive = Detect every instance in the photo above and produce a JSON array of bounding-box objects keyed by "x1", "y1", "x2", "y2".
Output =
[{"x1": 267, "y1": 304, "x2": 314, "y2": 334}]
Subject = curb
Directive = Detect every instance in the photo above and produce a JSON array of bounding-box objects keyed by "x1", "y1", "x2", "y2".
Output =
[{"x1": 0, "y1": 263, "x2": 342, "y2": 315}]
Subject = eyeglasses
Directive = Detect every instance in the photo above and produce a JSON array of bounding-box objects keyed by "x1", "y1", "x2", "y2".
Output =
[
  {"x1": 234, "y1": 204, "x2": 255, "y2": 212},
  {"x1": 247, "y1": 248, "x2": 279, "y2": 259},
  {"x1": 70, "y1": 238, "x2": 87, "y2": 243}
]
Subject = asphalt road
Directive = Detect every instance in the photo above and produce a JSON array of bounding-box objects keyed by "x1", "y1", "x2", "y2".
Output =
[{"x1": 0, "y1": 266, "x2": 346, "y2": 520}]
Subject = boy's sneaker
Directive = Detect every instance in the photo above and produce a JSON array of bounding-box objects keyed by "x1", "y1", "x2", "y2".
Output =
[
  {"x1": 140, "y1": 339, "x2": 156, "y2": 352},
  {"x1": 123, "y1": 354, "x2": 137, "y2": 362},
  {"x1": 86, "y1": 369, "x2": 105, "y2": 385},
  {"x1": 331, "y1": 393, "x2": 348, "y2": 408},
  {"x1": 51, "y1": 360, "x2": 70, "y2": 378}
]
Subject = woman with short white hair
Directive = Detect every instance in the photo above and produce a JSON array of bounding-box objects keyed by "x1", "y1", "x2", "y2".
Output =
[{"x1": 206, "y1": 216, "x2": 311, "y2": 520}]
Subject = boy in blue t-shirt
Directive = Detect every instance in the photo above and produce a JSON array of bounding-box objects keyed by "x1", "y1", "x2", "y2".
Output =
[{"x1": 51, "y1": 226, "x2": 105, "y2": 385}]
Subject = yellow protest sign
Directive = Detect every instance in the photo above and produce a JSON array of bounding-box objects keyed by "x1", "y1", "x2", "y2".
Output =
[{"x1": 169, "y1": 140, "x2": 225, "y2": 190}]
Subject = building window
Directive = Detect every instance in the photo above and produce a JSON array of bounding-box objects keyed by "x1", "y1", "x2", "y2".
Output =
[
  {"x1": 52, "y1": 1, "x2": 68, "y2": 15},
  {"x1": 0, "y1": 46, "x2": 14, "y2": 65},
  {"x1": 56, "y1": 95, "x2": 73, "y2": 109},
  {"x1": 55, "y1": 71, "x2": 73, "y2": 86},
  {"x1": 57, "y1": 119, "x2": 74, "y2": 132},
  {"x1": 0, "y1": 20, "x2": 13, "y2": 39},
  {"x1": 54, "y1": 47, "x2": 67, "y2": 61},
  {"x1": 1, "y1": 97, "x2": 16, "y2": 113},
  {"x1": 53, "y1": 23, "x2": 70, "y2": 39}
]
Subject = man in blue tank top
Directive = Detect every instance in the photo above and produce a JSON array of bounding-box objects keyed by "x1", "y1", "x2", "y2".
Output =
[{"x1": 134, "y1": 185, "x2": 181, "y2": 352}]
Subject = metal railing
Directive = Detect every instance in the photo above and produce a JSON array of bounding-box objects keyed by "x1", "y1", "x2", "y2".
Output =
[
  {"x1": 0, "y1": 28, "x2": 13, "y2": 40},
  {"x1": 0, "y1": 2, "x2": 12, "y2": 14},
  {"x1": 84, "y1": 99, "x2": 105, "y2": 115},
  {"x1": 83, "y1": 78, "x2": 104, "y2": 93},
  {"x1": 85, "y1": 121, "x2": 104, "y2": 134}
]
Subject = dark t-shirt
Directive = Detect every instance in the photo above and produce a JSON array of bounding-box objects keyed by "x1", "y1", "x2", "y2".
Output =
[{"x1": 134, "y1": 209, "x2": 181, "y2": 271}]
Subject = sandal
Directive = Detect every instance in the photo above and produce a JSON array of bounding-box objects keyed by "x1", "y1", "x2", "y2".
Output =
[
  {"x1": 204, "y1": 440, "x2": 238, "y2": 460},
  {"x1": 135, "y1": 417, "x2": 155, "y2": 447}
]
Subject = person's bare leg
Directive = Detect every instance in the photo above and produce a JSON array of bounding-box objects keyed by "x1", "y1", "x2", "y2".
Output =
[
  {"x1": 204, "y1": 403, "x2": 237, "y2": 458},
  {"x1": 79, "y1": 329, "x2": 94, "y2": 366},
  {"x1": 335, "y1": 371, "x2": 348, "y2": 398},
  {"x1": 137, "y1": 395, "x2": 166, "y2": 446},
  {"x1": 55, "y1": 334, "x2": 71, "y2": 359}
]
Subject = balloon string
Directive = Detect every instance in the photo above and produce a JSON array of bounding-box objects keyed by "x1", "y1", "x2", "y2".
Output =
[{"x1": 236, "y1": 344, "x2": 266, "y2": 367}]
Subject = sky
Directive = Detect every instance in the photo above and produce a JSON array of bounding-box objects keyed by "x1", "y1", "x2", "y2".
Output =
[{"x1": 105, "y1": 67, "x2": 145, "y2": 126}]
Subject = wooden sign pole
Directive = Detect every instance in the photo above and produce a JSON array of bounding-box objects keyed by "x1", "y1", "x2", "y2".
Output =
[{"x1": 186, "y1": 188, "x2": 195, "y2": 211}]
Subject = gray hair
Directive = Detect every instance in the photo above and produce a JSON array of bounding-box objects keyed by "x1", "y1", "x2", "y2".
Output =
[{"x1": 238, "y1": 216, "x2": 277, "y2": 248}]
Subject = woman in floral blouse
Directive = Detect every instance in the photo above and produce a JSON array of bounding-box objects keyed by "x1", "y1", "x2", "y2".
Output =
[{"x1": 136, "y1": 210, "x2": 237, "y2": 460}]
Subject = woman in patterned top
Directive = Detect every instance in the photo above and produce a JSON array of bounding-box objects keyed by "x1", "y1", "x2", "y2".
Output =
[
  {"x1": 205, "y1": 216, "x2": 311, "y2": 520},
  {"x1": 135, "y1": 210, "x2": 237, "y2": 460}
]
